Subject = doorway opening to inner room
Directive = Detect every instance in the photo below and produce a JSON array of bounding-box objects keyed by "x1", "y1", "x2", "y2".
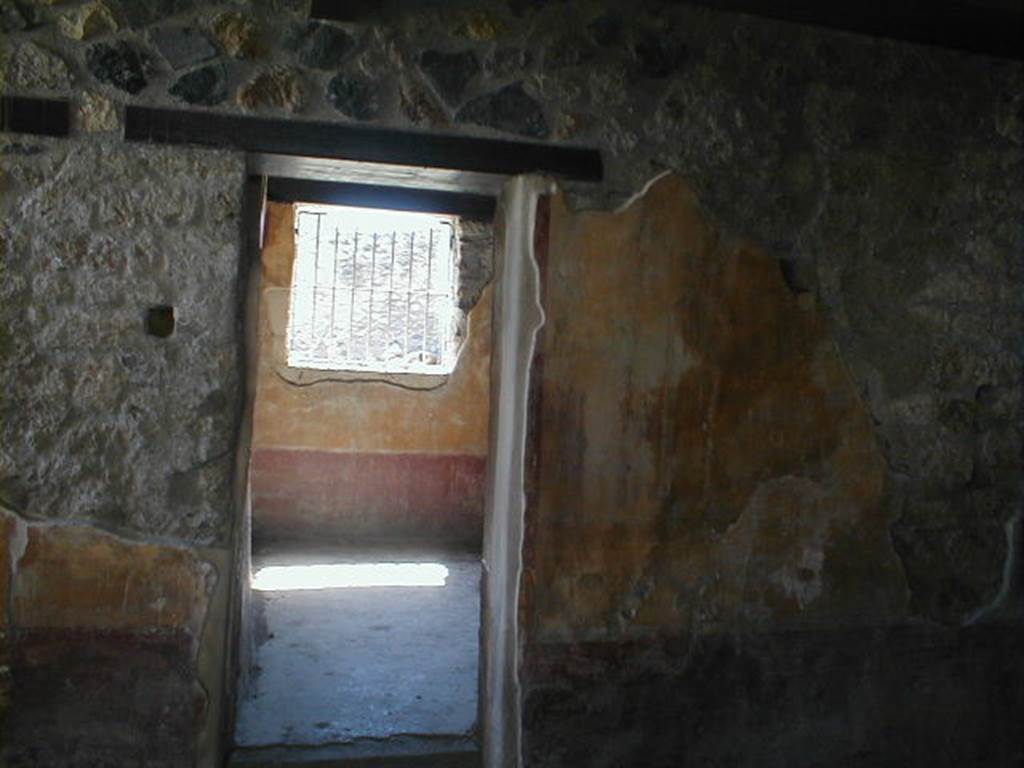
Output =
[{"x1": 233, "y1": 198, "x2": 494, "y2": 763}]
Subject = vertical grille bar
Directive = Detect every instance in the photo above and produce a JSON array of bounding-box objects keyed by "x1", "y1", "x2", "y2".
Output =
[
  {"x1": 349, "y1": 230, "x2": 359, "y2": 360},
  {"x1": 367, "y1": 232, "x2": 378, "y2": 362},
  {"x1": 425, "y1": 228, "x2": 435, "y2": 361},
  {"x1": 386, "y1": 232, "x2": 396, "y2": 361},
  {"x1": 311, "y1": 214, "x2": 322, "y2": 336},
  {"x1": 404, "y1": 231, "x2": 414, "y2": 363},
  {"x1": 329, "y1": 225, "x2": 340, "y2": 342}
]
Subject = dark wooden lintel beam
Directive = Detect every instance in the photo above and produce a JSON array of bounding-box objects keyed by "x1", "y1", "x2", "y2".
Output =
[
  {"x1": 1, "y1": 96, "x2": 71, "y2": 137},
  {"x1": 124, "y1": 106, "x2": 603, "y2": 182},
  {"x1": 266, "y1": 178, "x2": 496, "y2": 221}
]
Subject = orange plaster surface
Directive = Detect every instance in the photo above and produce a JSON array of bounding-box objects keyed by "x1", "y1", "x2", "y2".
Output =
[
  {"x1": 524, "y1": 175, "x2": 907, "y2": 643},
  {"x1": 12, "y1": 522, "x2": 211, "y2": 636}
]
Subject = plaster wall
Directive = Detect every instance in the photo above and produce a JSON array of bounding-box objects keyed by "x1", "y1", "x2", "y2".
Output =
[{"x1": 526, "y1": 177, "x2": 906, "y2": 643}]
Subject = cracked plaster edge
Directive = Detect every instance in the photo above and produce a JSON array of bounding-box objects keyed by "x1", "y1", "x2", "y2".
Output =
[
  {"x1": 967, "y1": 501, "x2": 1024, "y2": 625},
  {"x1": 0, "y1": 502, "x2": 224, "y2": 552},
  {"x1": 195, "y1": 544, "x2": 232, "y2": 768}
]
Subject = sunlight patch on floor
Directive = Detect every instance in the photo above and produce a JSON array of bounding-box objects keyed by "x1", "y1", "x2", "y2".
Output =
[{"x1": 251, "y1": 562, "x2": 450, "y2": 591}]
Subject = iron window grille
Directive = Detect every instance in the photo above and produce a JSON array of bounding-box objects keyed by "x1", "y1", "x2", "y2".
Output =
[{"x1": 286, "y1": 204, "x2": 459, "y2": 374}]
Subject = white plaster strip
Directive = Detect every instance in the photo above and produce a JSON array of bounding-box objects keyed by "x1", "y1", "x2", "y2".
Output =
[{"x1": 482, "y1": 175, "x2": 553, "y2": 768}]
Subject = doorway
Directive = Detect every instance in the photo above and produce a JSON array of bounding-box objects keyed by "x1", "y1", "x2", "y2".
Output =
[
  {"x1": 232, "y1": 198, "x2": 495, "y2": 760},
  {"x1": 228, "y1": 175, "x2": 549, "y2": 767}
]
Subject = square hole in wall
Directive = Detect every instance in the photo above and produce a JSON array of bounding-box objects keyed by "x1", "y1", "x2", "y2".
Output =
[
  {"x1": 286, "y1": 204, "x2": 460, "y2": 375},
  {"x1": 146, "y1": 305, "x2": 175, "y2": 337}
]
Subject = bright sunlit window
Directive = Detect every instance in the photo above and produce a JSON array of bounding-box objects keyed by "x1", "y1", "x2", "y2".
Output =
[
  {"x1": 251, "y1": 562, "x2": 450, "y2": 591},
  {"x1": 286, "y1": 204, "x2": 460, "y2": 374}
]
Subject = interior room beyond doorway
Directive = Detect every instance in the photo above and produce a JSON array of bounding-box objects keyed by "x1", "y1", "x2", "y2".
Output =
[{"x1": 233, "y1": 199, "x2": 494, "y2": 760}]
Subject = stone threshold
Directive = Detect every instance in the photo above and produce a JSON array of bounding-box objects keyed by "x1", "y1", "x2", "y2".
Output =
[{"x1": 228, "y1": 735, "x2": 481, "y2": 768}]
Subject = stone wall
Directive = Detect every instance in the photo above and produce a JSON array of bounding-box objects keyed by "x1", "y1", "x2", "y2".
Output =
[
  {"x1": 0, "y1": 139, "x2": 244, "y2": 544},
  {"x1": 0, "y1": 137, "x2": 244, "y2": 764},
  {"x1": 1, "y1": 0, "x2": 1021, "y2": 765}
]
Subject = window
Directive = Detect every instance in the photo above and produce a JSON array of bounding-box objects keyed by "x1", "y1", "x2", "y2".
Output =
[{"x1": 286, "y1": 204, "x2": 460, "y2": 374}]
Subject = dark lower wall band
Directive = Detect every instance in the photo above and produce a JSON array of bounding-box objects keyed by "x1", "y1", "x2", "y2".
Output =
[{"x1": 266, "y1": 177, "x2": 496, "y2": 220}]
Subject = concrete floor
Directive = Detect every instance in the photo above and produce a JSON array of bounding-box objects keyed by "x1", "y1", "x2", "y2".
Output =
[{"x1": 235, "y1": 556, "x2": 481, "y2": 748}]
